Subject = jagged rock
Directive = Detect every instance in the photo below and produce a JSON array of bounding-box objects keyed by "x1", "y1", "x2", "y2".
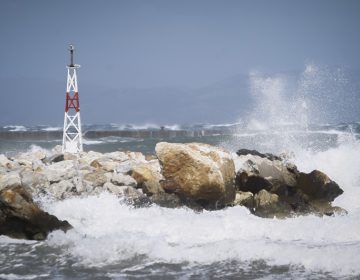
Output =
[
  {"x1": 44, "y1": 154, "x2": 64, "y2": 164},
  {"x1": 20, "y1": 170, "x2": 49, "y2": 195},
  {"x1": 0, "y1": 172, "x2": 22, "y2": 191},
  {"x1": 83, "y1": 171, "x2": 107, "y2": 187},
  {"x1": 233, "y1": 191, "x2": 254, "y2": 208},
  {"x1": 104, "y1": 182, "x2": 143, "y2": 199},
  {"x1": 156, "y1": 142, "x2": 236, "y2": 207},
  {"x1": 90, "y1": 159, "x2": 102, "y2": 169},
  {"x1": 237, "y1": 149, "x2": 281, "y2": 161},
  {"x1": 111, "y1": 173, "x2": 137, "y2": 187},
  {"x1": 149, "y1": 192, "x2": 183, "y2": 208},
  {"x1": 309, "y1": 200, "x2": 348, "y2": 216},
  {"x1": 79, "y1": 151, "x2": 104, "y2": 165},
  {"x1": 296, "y1": 170, "x2": 343, "y2": 202},
  {"x1": 0, "y1": 155, "x2": 19, "y2": 170},
  {"x1": 235, "y1": 170, "x2": 272, "y2": 194},
  {"x1": 47, "y1": 180, "x2": 76, "y2": 199},
  {"x1": 0, "y1": 185, "x2": 72, "y2": 240},
  {"x1": 253, "y1": 189, "x2": 292, "y2": 218},
  {"x1": 131, "y1": 164, "x2": 164, "y2": 195},
  {"x1": 235, "y1": 155, "x2": 298, "y2": 187},
  {"x1": 41, "y1": 160, "x2": 77, "y2": 183},
  {"x1": 0, "y1": 155, "x2": 10, "y2": 167}
]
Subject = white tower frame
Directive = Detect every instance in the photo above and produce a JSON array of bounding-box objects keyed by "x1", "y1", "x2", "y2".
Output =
[{"x1": 62, "y1": 45, "x2": 83, "y2": 153}]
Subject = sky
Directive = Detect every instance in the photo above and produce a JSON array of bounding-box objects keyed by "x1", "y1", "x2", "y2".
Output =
[{"x1": 0, "y1": 0, "x2": 359, "y2": 125}]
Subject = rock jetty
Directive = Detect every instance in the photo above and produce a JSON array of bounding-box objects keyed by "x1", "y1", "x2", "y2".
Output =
[{"x1": 0, "y1": 143, "x2": 346, "y2": 240}]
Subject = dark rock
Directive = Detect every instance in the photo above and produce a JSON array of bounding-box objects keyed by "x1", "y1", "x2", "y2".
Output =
[
  {"x1": 0, "y1": 185, "x2": 72, "y2": 240},
  {"x1": 309, "y1": 200, "x2": 348, "y2": 216},
  {"x1": 149, "y1": 193, "x2": 182, "y2": 208},
  {"x1": 44, "y1": 154, "x2": 64, "y2": 164},
  {"x1": 296, "y1": 170, "x2": 344, "y2": 202},
  {"x1": 233, "y1": 191, "x2": 254, "y2": 208},
  {"x1": 235, "y1": 171, "x2": 273, "y2": 194},
  {"x1": 253, "y1": 189, "x2": 293, "y2": 218},
  {"x1": 160, "y1": 179, "x2": 181, "y2": 193},
  {"x1": 236, "y1": 149, "x2": 281, "y2": 161}
]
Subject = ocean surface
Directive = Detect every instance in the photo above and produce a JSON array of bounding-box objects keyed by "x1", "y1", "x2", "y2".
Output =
[{"x1": 0, "y1": 121, "x2": 360, "y2": 280}]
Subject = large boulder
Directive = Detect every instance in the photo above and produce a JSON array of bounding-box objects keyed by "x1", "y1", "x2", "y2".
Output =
[
  {"x1": 0, "y1": 185, "x2": 72, "y2": 240},
  {"x1": 155, "y1": 142, "x2": 236, "y2": 207},
  {"x1": 296, "y1": 170, "x2": 343, "y2": 202}
]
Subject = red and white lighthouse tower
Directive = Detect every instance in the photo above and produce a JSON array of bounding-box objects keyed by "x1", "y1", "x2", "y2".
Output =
[{"x1": 62, "y1": 44, "x2": 83, "y2": 153}]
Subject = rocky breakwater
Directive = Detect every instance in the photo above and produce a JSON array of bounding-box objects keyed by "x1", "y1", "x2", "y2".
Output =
[
  {"x1": 233, "y1": 149, "x2": 346, "y2": 218},
  {"x1": 0, "y1": 143, "x2": 346, "y2": 239}
]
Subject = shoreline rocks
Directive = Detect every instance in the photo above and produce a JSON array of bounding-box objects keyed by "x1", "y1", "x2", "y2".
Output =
[
  {"x1": 0, "y1": 143, "x2": 347, "y2": 240},
  {"x1": 0, "y1": 185, "x2": 72, "y2": 240}
]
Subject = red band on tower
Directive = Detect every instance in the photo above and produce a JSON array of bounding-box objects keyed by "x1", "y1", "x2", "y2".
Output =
[{"x1": 65, "y1": 92, "x2": 80, "y2": 112}]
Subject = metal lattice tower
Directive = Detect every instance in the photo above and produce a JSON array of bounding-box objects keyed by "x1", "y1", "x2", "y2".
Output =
[{"x1": 62, "y1": 44, "x2": 83, "y2": 153}]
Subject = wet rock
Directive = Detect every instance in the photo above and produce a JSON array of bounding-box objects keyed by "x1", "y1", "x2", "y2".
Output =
[
  {"x1": 235, "y1": 170, "x2": 272, "y2": 194},
  {"x1": 309, "y1": 200, "x2": 348, "y2": 216},
  {"x1": 236, "y1": 149, "x2": 281, "y2": 161},
  {"x1": 253, "y1": 189, "x2": 292, "y2": 218},
  {"x1": 296, "y1": 170, "x2": 343, "y2": 202},
  {"x1": 233, "y1": 191, "x2": 254, "y2": 208},
  {"x1": 0, "y1": 185, "x2": 72, "y2": 240},
  {"x1": 149, "y1": 192, "x2": 183, "y2": 208},
  {"x1": 45, "y1": 154, "x2": 64, "y2": 164},
  {"x1": 131, "y1": 164, "x2": 164, "y2": 195},
  {"x1": 156, "y1": 142, "x2": 236, "y2": 206},
  {"x1": 236, "y1": 155, "x2": 298, "y2": 187}
]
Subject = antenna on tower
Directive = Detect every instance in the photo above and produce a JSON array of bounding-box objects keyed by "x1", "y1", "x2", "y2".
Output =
[
  {"x1": 69, "y1": 44, "x2": 74, "y2": 67},
  {"x1": 62, "y1": 44, "x2": 83, "y2": 153}
]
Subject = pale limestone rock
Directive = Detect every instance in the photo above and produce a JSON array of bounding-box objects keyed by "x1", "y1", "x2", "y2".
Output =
[
  {"x1": 47, "y1": 180, "x2": 75, "y2": 199},
  {"x1": 83, "y1": 171, "x2": 107, "y2": 187},
  {"x1": 0, "y1": 172, "x2": 22, "y2": 191},
  {"x1": 41, "y1": 160, "x2": 77, "y2": 183},
  {"x1": 111, "y1": 173, "x2": 137, "y2": 187},
  {"x1": 0, "y1": 154, "x2": 19, "y2": 170}
]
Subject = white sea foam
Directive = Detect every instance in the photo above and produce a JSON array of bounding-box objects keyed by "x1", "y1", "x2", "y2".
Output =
[
  {"x1": 43, "y1": 178, "x2": 360, "y2": 276},
  {"x1": 41, "y1": 126, "x2": 61, "y2": 131},
  {"x1": 3, "y1": 125, "x2": 27, "y2": 132}
]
